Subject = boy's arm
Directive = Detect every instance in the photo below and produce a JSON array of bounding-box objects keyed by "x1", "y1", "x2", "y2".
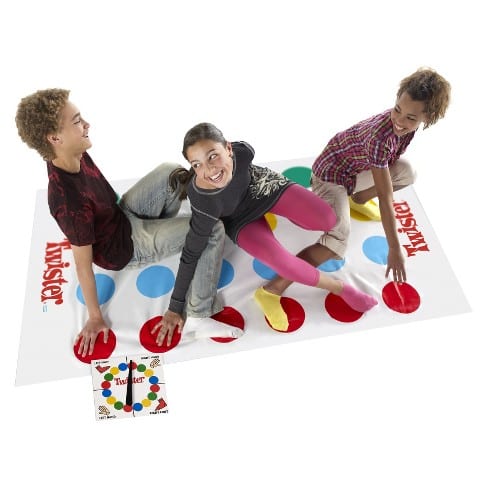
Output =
[
  {"x1": 71, "y1": 244, "x2": 110, "y2": 357},
  {"x1": 371, "y1": 166, "x2": 406, "y2": 282}
]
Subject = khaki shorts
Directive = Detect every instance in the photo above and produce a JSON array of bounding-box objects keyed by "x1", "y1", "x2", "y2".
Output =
[{"x1": 312, "y1": 158, "x2": 416, "y2": 259}]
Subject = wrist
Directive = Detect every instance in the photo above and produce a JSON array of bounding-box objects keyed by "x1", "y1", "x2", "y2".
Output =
[{"x1": 87, "y1": 308, "x2": 103, "y2": 320}]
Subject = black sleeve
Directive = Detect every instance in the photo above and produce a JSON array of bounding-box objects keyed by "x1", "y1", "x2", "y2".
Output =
[
  {"x1": 168, "y1": 208, "x2": 219, "y2": 314},
  {"x1": 233, "y1": 141, "x2": 255, "y2": 161}
]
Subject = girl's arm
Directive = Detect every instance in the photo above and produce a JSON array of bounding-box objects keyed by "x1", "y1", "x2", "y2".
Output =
[
  {"x1": 371, "y1": 166, "x2": 406, "y2": 282},
  {"x1": 154, "y1": 210, "x2": 219, "y2": 346}
]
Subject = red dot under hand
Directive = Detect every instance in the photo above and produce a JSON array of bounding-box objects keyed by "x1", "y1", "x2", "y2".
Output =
[
  {"x1": 382, "y1": 281, "x2": 421, "y2": 314},
  {"x1": 139, "y1": 315, "x2": 182, "y2": 353},
  {"x1": 73, "y1": 329, "x2": 117, "y2": 364}
]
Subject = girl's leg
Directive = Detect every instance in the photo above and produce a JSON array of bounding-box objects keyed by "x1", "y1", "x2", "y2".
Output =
[
  {"x1": 237, "y1": 217, "x2": 321, "y2": 287},
  {"x1": 238, "y1": 217, "x2": 376, "y2": 329},
  {"x1": 238, "y1": 217, "x2": 320, "y2": 329},
  {"x1": 270, "y1": 183, "x2": 337, "y2": 231},
  {"x1": 266, "y1": 179, "x2": 349, "y2": 296}
]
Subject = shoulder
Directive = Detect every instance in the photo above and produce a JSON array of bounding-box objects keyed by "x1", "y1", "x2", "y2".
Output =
[
  {"x1": 232, "y1": 141, "x2": 255, "y2": 160},
  {"x1": 367, "y1": 110, "x2": 394, "y2": 141},
  {"x1": 363, "y1": 110, "x2": 392, "y2": 131}
]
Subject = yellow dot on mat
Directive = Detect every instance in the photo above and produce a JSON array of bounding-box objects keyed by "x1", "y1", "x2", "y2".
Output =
[{"x1": 264, "y1": 212, "x2": 277, "y2": 230}]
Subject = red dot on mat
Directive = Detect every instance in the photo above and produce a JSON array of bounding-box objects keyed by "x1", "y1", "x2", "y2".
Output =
[
  {"x1": 73, "y1": 329, "x2": 117, "y2": 364},
  {"x1": 210, "y1": 306, "x2": 245, "y2": 343},
  {"x1": 324, "y1": 293, "x2": 364, "y2": 323},
  {"x1": 139, "y1": 315, "x2": 182, "y2": 353},
  {"x1": 382, "y1": 281, "x2": 421, "y2": 314},
  {"x1": 123, "y1": 405, "x2": 133, "y2": 412},
  {"x1": 265, "y1": 297, "x2": 305, "y2": 333}
]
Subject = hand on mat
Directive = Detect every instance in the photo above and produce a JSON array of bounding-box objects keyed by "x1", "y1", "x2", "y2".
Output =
[
  {"x1": 152, "y1": 311, "x2": 184, "y2": 347},
  {"x1": 386, "y1": 247, "x2": 407, "y2": 282},
  {"x1": 74, "y1": 316, "x2": 110, "y2": 357}
]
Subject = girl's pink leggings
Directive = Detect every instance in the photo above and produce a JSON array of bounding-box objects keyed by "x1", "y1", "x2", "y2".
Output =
[{"x1": 236, "y1": 183, "x2": 336, "y2": 286}]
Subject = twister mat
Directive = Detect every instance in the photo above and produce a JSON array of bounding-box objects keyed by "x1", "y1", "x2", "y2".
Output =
[{"x1": 16, "y1": 157, "x2": 470, "y2": 386}]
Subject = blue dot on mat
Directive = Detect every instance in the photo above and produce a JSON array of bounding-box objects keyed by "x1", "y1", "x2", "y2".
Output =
[
  {"x1": 362, "y1": 235, "x2": 388, "y2": 264},
  {"x1": 76, "y1": 273, "x2": 115, "y2": 305},
  {"x1": 136, "y1": 265, "x2": 175, "y2": 298},
  {"x1": 218, "y1": 259, "x2": 235, "y2": 289},
  {"x1": 102, "y1": 389, "x2": 112, "y2": 398},
  {"x1": 149, "y1": 375, "x2": 159, "y2": 384},
  {"x1": 252, "y1": 259, "x2": 277, "y2": 280},
  {"x1": 318, "y1": 259, "x2": 345, "y2": 272},
  {"x1": 118, "y1": 362, "x2": 128, "y2": 371},
  {"x1": 133, "y1": 403, "x2": 143, "y2": 412}
]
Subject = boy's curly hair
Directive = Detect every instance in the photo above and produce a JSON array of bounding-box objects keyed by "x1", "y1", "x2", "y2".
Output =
[
  {"x1": 398, "y1": 68, "x2": 451, "y2": 129},
  {"x1": 15, "y1": 88, "x2": 70, "y2": 160}
]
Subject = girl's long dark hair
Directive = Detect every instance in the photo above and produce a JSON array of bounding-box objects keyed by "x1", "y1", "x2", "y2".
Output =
[{"x1": 169, "y1": 166, "x2": 194, "y2": 201}]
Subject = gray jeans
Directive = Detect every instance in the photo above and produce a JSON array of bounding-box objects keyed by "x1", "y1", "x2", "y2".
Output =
[{"x1": 119, "y1": 163, "x2": 224, "y2": 318}]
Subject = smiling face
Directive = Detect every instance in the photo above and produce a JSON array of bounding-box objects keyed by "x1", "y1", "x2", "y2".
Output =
[
  {"x1": 50, "y1": 100, "x2": 92, "y2": 157},
  {"x1": 390, "y1": 92, "x2": 427, "y2": 136},
  {"x1": 186, "y1": 139, "x2": 234, "y2": 189}
]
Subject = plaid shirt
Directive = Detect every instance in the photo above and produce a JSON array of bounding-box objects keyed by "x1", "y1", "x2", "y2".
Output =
[{"x1": 312, "y1": 109, "x2": 415, "y2": 195}]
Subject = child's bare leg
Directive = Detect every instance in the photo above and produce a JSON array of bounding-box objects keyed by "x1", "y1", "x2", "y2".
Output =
[
  {"x1": 352, "y1": 183, "x2": 407, "y2": 204},
  {"x1": 351, "y1": 186, "x2": 377, "y2": 204}
]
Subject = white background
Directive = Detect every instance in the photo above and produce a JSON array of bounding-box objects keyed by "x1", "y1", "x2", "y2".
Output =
[{"x1": 1, "y1": 1, "x2": 486, "y2": 486}]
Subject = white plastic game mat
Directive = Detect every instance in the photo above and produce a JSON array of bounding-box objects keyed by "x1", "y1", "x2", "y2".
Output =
[{"x1": 16, "y1": 157, "x2": 471, "y2": 386}]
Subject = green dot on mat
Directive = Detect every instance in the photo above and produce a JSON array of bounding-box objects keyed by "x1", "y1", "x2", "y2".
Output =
[
  {"x1": 147, "y1": 392, "x2": 157, "y2": 401},
  {"x1": 137, "y1": 363, "x2": 146, "y2": 372},
  {"x1": 283, "y1": 166, "x2": 312, "y2": 188}
]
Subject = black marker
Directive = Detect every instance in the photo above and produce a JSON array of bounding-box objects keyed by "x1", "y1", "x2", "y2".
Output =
[{"x1": 126, "y1": 359, "x2": 133, "y2": 406}]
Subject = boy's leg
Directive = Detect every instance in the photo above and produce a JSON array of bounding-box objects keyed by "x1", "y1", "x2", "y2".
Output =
[
  {"x1": 126, "y1": 215, "x2": 190, "y2": 266},
  {"x1": 127, "y1": 216, "x2": 225, "y2": 317},
  {"x1": 120, "y1": 163, "x2": 182, "y2": 218},
  {"x1": 389, "y1": 158, "x2": 416, "y2": 190},
  {"x1": 185, "y1": 220, "x2": 225, "y2": 317}
]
